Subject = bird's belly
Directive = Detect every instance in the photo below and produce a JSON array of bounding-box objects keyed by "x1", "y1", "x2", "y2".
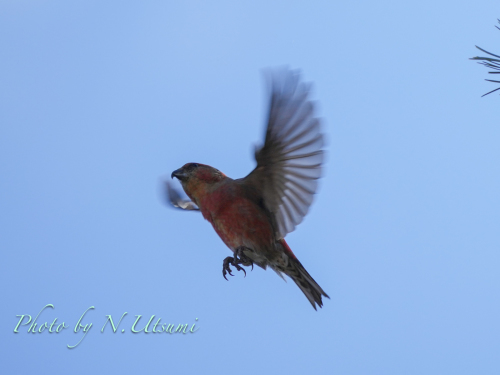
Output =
[{"x1": 208, "y1": 203, "x2": 274, "y2": 254}]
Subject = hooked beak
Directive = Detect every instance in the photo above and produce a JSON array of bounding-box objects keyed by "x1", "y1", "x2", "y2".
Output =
[{"x1": 171, "y1": 168, "x2": 188, "y2": 181}]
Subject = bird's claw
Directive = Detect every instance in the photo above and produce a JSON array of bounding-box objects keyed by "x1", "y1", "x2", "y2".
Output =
[
  {"x1": 234, "y1": 246, "x2": 254, "y2": 270},
  {"x1": 222, "y1": 247, "x2": 255, "y2": 280},
  {"x1": 222, "y1": 256, "x2": 246, "y2": 280}
]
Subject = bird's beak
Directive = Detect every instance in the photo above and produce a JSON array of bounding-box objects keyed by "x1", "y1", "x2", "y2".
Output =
[{"x1": 171, "y1": 168, "x2": 188, "y2": 181}]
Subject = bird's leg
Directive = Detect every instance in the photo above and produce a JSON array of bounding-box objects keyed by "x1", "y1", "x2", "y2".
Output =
[
  {"x1": 222, "y1": 247, "x2": 255, "y2": 280},
  {"x1": 222, "y1": 256, "x2": 246, "y2": 280},
  {"x1": 234, "y1": 246, "x2": 254, "y2": 271}
]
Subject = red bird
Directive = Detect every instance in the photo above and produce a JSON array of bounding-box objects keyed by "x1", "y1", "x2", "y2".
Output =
[{"x1": 167, "y1": 68, "x2": 329, "y2": 309}]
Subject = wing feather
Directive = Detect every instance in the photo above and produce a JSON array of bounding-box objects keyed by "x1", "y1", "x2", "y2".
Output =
[
  {"x1": 164, "y1": 181, "x2": 200, "y2": 211},
  {"x1": 243, "y1": 68, "x2": 324, "y2": 239}
]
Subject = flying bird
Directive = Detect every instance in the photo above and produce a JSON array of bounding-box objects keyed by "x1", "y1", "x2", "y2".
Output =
[{"x1": 166, "y1": 68, "x2": 329, "y2": 309}]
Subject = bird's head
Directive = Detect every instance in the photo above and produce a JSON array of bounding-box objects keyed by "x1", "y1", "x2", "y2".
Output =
[{"x1": 171, "y1": 163, "x2": 226, "y2": 201}]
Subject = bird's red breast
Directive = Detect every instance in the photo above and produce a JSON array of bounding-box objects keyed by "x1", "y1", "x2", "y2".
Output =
[{"x1": 196, "y1": 179, "x2": 275, "y2": 254}]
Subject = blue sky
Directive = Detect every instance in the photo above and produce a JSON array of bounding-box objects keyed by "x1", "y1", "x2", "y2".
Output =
[{"x1": 1, "y1": 1, "x2": 499, "y2": 374}]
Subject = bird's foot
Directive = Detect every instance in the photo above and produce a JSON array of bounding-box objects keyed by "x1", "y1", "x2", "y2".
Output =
[
  {"x1": 234, "y1": 246, "x2": 254, "y2": 271},
  {"x1": 222, "y1": 257, "x2": 246, "y2": 280}
]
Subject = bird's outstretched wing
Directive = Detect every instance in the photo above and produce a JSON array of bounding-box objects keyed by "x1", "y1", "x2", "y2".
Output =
[
  {"x1": 164, "y1": 180, "x2": 200, "y2": 211},
  {"x1": 243, "y1": 68, "x2": 324, "y2": 239}
]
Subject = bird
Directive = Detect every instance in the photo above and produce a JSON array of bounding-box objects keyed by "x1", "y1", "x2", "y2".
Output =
[{"x1": 166, "y1": 68, "x2": 329, "y2": 309}]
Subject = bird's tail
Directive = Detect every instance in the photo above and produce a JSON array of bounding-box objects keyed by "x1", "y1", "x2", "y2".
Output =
[{"x1": 276, "y1": 239, "x2": 329, "y2": 310}]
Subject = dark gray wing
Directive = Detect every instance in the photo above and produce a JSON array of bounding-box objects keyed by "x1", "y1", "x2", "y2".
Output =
[
  {"x1": 243, "y1": 68, "x2": 324, "y2": 239},
  {"x1": 164, "y1": 180, "x2": 200, "y2": 211}
]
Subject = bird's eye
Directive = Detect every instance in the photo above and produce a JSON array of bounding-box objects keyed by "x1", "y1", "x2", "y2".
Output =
[{"x1": 191, "y1": 163, "x2": 199, "y2": 168}]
